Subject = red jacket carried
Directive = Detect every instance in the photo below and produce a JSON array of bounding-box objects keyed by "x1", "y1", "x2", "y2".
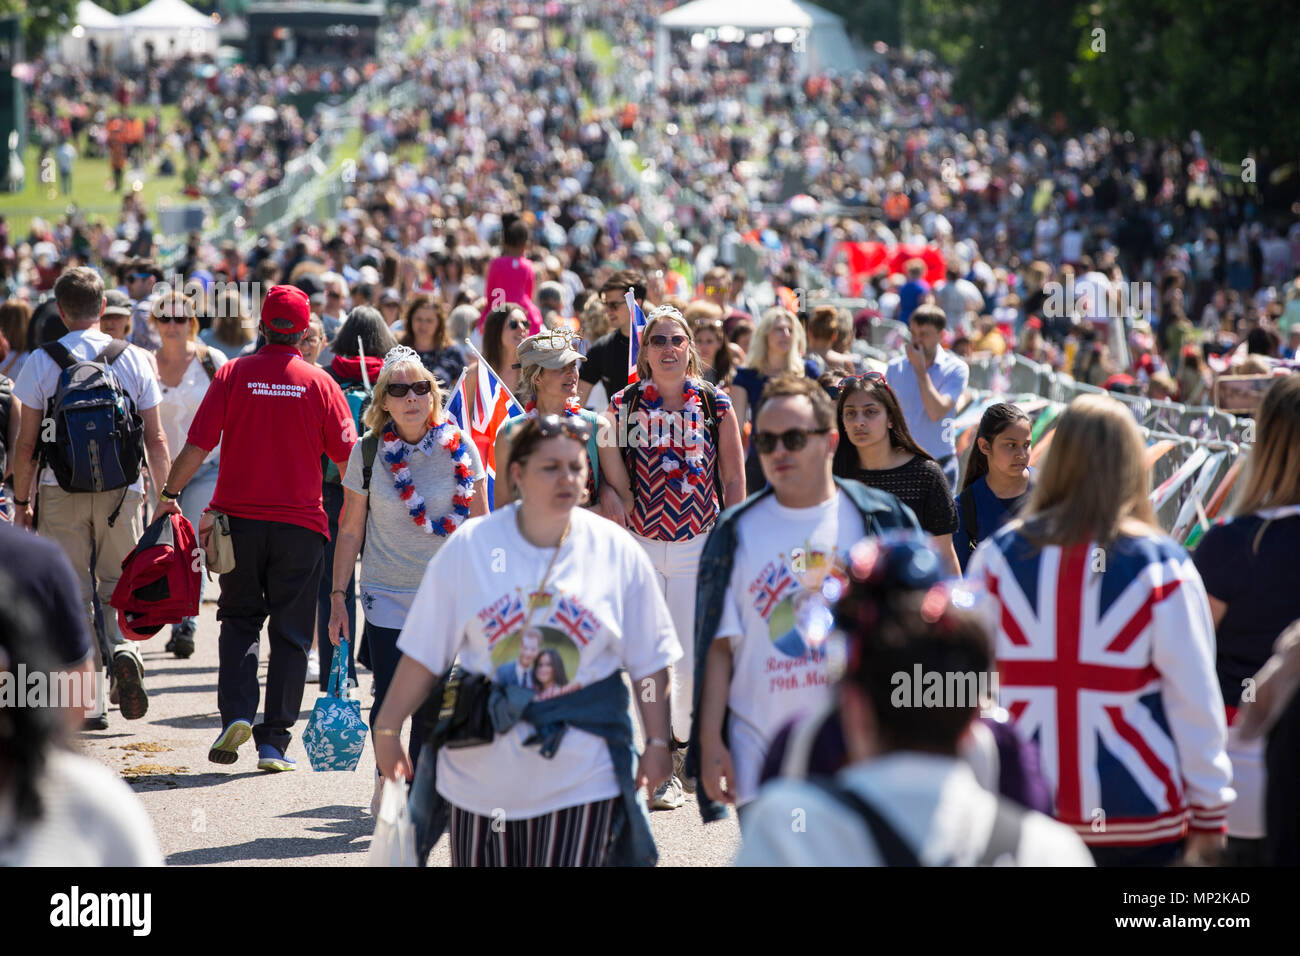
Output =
[{"x1": 110, "y1": 513, "x2": 201, "y2": 640}]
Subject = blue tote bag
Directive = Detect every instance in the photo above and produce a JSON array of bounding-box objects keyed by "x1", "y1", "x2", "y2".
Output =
[{"x1": 303, "y1": 639, "x2": 368, "y2": 771}]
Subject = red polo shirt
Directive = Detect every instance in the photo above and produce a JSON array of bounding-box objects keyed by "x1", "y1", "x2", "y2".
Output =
[{"x1": 187, "y1": 345, "x2": 355, "y2": 538}]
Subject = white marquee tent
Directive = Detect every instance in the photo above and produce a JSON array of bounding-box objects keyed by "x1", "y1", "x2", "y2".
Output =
[
  {"x1": 118, "y1": 0, "x2": 220, "y2": 63},
  {"x1": 57, "y1": 1, "x2": 126, "y2": 65},
  {"x1": 654, "y1": 0, "x2": 861, "y2": 84}
]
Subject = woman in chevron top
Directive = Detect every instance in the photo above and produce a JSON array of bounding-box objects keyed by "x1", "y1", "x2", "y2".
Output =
[
  {"x1": 967, "y1": 394, "x2": 1234, "y2": 866},
  {"x1": 604, "y1": 305, "x2": 746, "y2": 809}
]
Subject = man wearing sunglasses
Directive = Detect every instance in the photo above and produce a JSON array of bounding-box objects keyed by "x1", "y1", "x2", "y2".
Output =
[
  {"x1": 157, "y1": 285, "x2": 357, "y2": 774},
  {"x1": 688, "y1": 375, "x2": 921, "y2": 822},
  {"x1": 577, "y1": 271, "x2": 645, "y2": 408},
  {"x1": 125, "y1": 259, "x2": 163, "y2": 353}
]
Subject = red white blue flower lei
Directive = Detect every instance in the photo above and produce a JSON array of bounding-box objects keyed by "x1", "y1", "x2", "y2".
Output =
[
  {"x1": 382, "y1": 419, "x2": 475, "y2": 536},
  {"x1": 639, "y1": 380, "x2": 707, "y2": 494}
]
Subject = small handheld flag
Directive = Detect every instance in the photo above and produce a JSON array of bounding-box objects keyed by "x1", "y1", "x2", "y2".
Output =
[{"x1": 626, "y1": 288, "x2": 647, "y2": 385}]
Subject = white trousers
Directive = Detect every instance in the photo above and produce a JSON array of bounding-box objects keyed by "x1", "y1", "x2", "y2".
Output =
[{"x1": 632, "y1": 531, "x2": 707, "y2": 743}]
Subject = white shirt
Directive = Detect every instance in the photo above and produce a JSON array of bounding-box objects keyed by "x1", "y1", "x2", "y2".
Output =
[
  {"x1": 12, "y1": 328, "x2": 163, "y2": 491},
  {"x1": 396, "y1": 503, "x2": 682, "y2": 818},
  {"x1": 714, "y1": 492, "x2": 866, "y2": 804},
  {"x1": 735, "y1": 753, "x2": 1094, "y2": 867},
  {"x1": 158, "y1": 350, "x2": 227, "y2": 468}
]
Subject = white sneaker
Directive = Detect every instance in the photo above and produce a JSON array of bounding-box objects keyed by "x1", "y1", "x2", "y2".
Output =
[
  {"x1": 306, "y1": 649, "x2": 320, "y2": 682},
  {"x1": 652, "y1": 775, "x2": 685, "y2": 811}
]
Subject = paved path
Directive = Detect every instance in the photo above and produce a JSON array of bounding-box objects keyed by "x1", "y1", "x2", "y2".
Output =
[{"x1": 78, "y1": 596, "x2": 741, "y2": 866}]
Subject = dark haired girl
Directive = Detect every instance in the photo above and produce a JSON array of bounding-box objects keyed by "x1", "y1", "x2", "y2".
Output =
[
  {"x1": 832, "y1": 374, "x2": 960, "y2": 576},
  {"x1": 953, "y1": 402, "x2": 1033, "y2": 573}
]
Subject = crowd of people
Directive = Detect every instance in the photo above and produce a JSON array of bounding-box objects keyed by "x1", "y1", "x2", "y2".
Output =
[{"x1": 1, "y1": 1, "x2": 1299, "y2": 868}]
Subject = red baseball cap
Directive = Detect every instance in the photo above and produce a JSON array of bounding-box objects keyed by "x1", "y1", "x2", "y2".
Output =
[{"x1": 261, "y1": 285, "x2": 311, "y2": 334}]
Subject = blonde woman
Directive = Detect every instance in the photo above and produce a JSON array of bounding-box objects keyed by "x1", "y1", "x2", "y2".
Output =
[
  {"x1": 1192, "y1": 373, "x2": 1300, "y2": 863},
  {"x1": 493, "y1": 331, "x2": 633, "y2": 520},
  {"x1": 199, "y1": 289, "x2": 255, "y2": 359},
  {"x1": 731, "y1": 307, "x2": 819, "y2": 490},
  {"x1": 968, "y1": 395, "x2": 1233, "y2": 867},
  {"x1": 328, "y1": 345, "x2": 488, "y2": 814},
  {"x1": 154, "y1": 290, "x2": 226, "y2": 657},
  {"x1": 603, "y1": 305, "x2": 745, "y2": 808}
]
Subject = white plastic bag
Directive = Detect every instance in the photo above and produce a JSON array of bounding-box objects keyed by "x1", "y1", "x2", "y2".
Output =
[{"x1": 367, "y1": 778, "x2": 417, "y2": 867}]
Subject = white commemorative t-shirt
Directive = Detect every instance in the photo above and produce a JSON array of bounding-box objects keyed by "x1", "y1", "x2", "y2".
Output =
[
  {"x1": 396, "y1": 502, "x2": 682, "y2": 819},
  {"x1": 715, "y1": 491, "x2": 867, "y2": 805},
  {"x1": 12, "y1": 328, "x2": 163, "y2": 492}
]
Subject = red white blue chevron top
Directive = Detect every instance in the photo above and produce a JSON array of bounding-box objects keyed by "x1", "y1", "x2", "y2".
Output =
[
  {"x1": 610, "y1": 379, "x2": 731, "y2": 541},
  {"x1": 967, "y1": 526, "x2": 1234, "y2": 847}
]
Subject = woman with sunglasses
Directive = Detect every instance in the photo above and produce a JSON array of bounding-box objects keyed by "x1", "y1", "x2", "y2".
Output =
[
  {"x1": 465, "y1": 304, "x2": 527, "y2": 432},
  {"x1": 329, "y1": 346, "x2": 488, "y2": 816},
  {"x1": 604, "y1": 305, "x2": 745, "y2": 809},
  {"x1": 494, "y1": 331, "x2": 633, "y2": 520},
  {"x1": 153, "y1": 290, "x2": 225, "y2": 658},
  {"x1": 374, "y1": 415, "x2": 680, "y2": 866},
  {"x1": 832, "y1": 374, "x2": 961, "y2": 577}
]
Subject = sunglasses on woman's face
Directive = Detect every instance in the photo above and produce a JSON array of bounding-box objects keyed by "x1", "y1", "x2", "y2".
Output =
[
  {"x1": 387, "y1": 380, "x2": 434, "y2": 398},
  {"x1": 536, "y1": 413, "x2": 593, "y2": 442},
  {"x1": 154, "y1": 313, "x2": 189, "y2": 324},
  {"x1": 754, "y1": 427, "x2": 830, "y2": 455},
  {"x1": 649, "y1": 333, "x2": 688, "y2": 348},
  {"x1": 507, "y1": 318, "x2": 528, "y2": 331}
]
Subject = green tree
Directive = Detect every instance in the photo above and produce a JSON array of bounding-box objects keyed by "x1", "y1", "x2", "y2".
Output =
[
  {"x1": 0, "y1": 0, "x2": 77, "y2": 52},
  {"x1": 817, "y1": 0, "x2": 903, "y2": 49}
]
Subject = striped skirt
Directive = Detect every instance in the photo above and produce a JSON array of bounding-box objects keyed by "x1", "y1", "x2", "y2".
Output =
[{"x1": 448, "y1": 797, "x2": 620, "y2": 867}]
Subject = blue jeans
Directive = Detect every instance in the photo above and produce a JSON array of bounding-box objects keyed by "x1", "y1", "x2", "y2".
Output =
[
  {"x1": 317, "y1": 481, "x2": 356, "y2": 689},
  {"x1": 173, "y1": 459, "x2": 219, "y2": 639}
]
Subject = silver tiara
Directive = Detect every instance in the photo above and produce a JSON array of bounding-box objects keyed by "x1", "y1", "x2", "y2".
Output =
[{"x1": 380, "y1": 345, "x2": 421, "y2": 376}]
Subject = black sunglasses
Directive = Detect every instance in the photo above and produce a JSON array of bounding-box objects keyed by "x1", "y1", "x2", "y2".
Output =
[
  {"x1": 649, "y1": 333, "x2": 688, "y2": 348},
  {"x1": 387, "y1": 380, "x2": 434, "y2": 398},
  {"x1": 507, "y1": 318, "x2": 528, "y2": 331},
  {"x1": 536, "y1": 413, "x2": 593, "y2": 442},
  {"x1": 840, "y1": 371, "x2": 886, "y2": 387},
  {"x1": 129, "y1": 272, "x2": 154, "y2": 281},
  {"x1": 754, "y1": 427, "x2": 830, "y2": 454},
  {"x1": 154, "y1": 313, "x2": 190, "y2": 324}
]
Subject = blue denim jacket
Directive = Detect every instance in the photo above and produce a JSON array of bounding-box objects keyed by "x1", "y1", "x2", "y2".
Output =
[
  {"x1": 409, "y1": 670, "x2": 657, "y2": 866},
  {"x1": 684, "y1": 478, "x2": 921, "y2": 823}
]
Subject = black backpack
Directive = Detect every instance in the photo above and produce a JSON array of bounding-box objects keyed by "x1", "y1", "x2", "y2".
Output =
[
  {"x1": 619, "y1": 380, "x2": 726, "y2": 509},
  {"x1": 40, "y1": 340, "x2": 146, "y2": 514}
]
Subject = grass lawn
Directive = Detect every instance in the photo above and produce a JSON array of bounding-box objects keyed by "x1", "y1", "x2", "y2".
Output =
[{"x1": 0, "y1": 104, "x2": 197, "y2": 241}]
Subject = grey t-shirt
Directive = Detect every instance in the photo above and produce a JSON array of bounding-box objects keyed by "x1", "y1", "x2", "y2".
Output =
[{"x1": 342, "y1": 423, "x2": 485, "y2": 628}]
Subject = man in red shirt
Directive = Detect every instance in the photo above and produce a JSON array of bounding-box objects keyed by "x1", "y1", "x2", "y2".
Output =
[{"x1": 157, "y1": 285, "x2": 355, "y2": 772}]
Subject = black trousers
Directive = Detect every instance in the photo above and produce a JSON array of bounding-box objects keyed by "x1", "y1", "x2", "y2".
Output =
[
  {"x1": 1266, "y1": 691, "x2": 1300, "y2": 865},
  {"x1": 316, "y1": 481, "x2": 357, "y2": 689},
  {"x1": 217, "y1": 517, "x2": 325, "y2": 753}
]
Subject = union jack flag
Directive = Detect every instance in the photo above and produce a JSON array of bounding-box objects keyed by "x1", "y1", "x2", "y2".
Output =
[
  {"x1": 626, "y1": 289, "x2": 647, "y2": 385},
  {"x1": 479, "y1": 592, "x2": 525, "y2": 647},
  {"x1": 448, "y1": 350, "x2": 524, "y2": 509},
  {"x1": 969, "y1": 532, "x2": 1233, "y2": 846},
  {"x1": 551, "y1": 595, "x2": 598, "y2": 647},
  {"x1": 751, "y1": 561, "x2": 796, "y2": 621}
]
